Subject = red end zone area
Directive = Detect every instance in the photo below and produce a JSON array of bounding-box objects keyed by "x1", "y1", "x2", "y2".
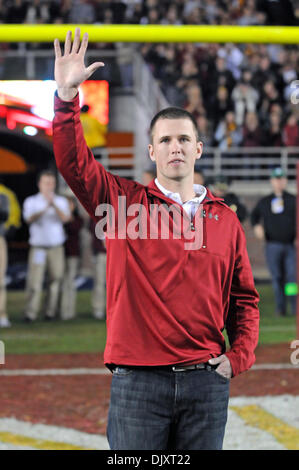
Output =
[{"x1": 0, "y1": 344, "x2": 299, "y2": 450}]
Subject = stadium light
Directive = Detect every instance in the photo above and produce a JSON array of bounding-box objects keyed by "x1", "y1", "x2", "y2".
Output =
[{"x1": 0, "y1": 24, "x2": 299, "y2": 44}]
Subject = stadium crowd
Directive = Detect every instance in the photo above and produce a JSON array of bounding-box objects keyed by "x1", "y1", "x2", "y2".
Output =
[{"x1": 1, "y1": 0, "x2": 299, "y2": 148}]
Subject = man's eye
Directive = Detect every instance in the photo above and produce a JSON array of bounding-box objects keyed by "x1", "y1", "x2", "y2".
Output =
[{"x1": 161, "y1": 138, "x2": 169, "y2": 143}]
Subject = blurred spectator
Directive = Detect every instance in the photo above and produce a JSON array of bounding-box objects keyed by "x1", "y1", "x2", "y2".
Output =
[
  {"x1": 161, "y1": 4, "x2": 182, "y2": 25},
  {"x1": 22, "y1": 170, "x2": 70, "y2": 322},
  {"x1": 140, "y1": 6, "x2": 160, "y2": 24},
  {"x1": 0, "y1": 192, "x2": 10, "y2": 328},
  {"x1": 0, "y1": 180, "x2": 21, "y2": 327},
  {"x1": 67, "y1": 0, "x2": 96, "y2": 24},
  {"x1": 231, "y1": 72, "x2": 259, "y2": 126},
  {"x1": 218, "y1": 43, "x2": 244, "y2": 80},
  {"x1": 5, "y1": 0, "x2": 27, "y2": 23},
  {"x1": 210, "y1": 175, "x2": 248, "y2": 223},
  {"x1": 283, "y1": 113, "x2": 299, "y2": 147},
  {"x1": 115, "y1": 42, "x2": 134, "y2": 88},
  {"x1": 242, "y1": 112, "x2": 264, "y2": 147},
  {"x1": 209, "y1": 56, "x2": 236, "y2": 97},
  {"x1": 281, "y1": 60, "x2": 298, "y2": 103},
  {"x1": 90, "y1": 219, "x2": 107, "y2": 320},
  {"x1": 110, "y1": 0, "x2": 127, "y2": 23},
  {"x1": 25, "y1": 0, "x2": 50, "y2": 23},
  {"x1": 208, "y1": 85, "x2": 234, "y2": 129},
  {"x1": 265, "y1": 112, "x2": 284, "y2": 147},
  {"x1": 0, "y1": 0, "x2": 7, "y2": 22},
  {"x1": 252, "y1": 55, "x2": 278, "y2": 92},
  {"x1": 183, "y1": 84, "x2": 206, "y2": 120},
  {"x1": 256, "y1": 0, "x2": 299, "y2": 25},
  {"x1": 0, "y1": 179, "x2": 21, "y2": 240},
  {"x1": 214, "y1": 111, "x2": 242, "y2": 150},
  {"x1": 237, "y1": 2, "x2": 260, "y2": 25},
  {"x1": 201, "y1": 0, "x2": 218, "y2": 23},
  {"x1": 251, "y1": 167, "x2": 297, "y2": 316},
  {"x1": 176, "y1": 54, "x2": 201, "y2": 96},
  {"x1": 60, "y1": 194, "x2": 84, "y2": 320},
  {"x1": 159, "y1": 44, "x2": 182, "y2": 104},
  {"x1": 258, "y1": 80, "x2": 284, "y2": 125},
  {"x1": 196, "y1": 114, "x2": 213, "y2": 147},
  {"x1": 126, "y1": 1, "x2": 143, "y2": 23}
]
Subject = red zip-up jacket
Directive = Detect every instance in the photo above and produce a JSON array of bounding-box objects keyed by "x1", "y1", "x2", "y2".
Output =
[{"x1": 53, "y1": 93, "x2": 259, "y2": 377}]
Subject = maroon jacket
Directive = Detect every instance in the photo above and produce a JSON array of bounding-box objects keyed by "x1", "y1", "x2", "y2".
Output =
[{"x1": 53, "y1": 93, "x2": 259, "y2": 377}]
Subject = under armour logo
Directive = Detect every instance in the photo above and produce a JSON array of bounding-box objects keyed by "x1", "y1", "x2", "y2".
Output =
[{"x1": 202, "y1": 209, "x2": 218, "y2": 220}]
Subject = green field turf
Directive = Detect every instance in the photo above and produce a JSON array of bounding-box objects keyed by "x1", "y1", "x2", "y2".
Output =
[{"x1": 0, "y1": 284, "x2": 297, "y2": 355}]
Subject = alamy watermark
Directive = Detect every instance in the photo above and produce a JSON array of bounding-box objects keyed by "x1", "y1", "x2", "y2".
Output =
[
  {"x1": 94, "y1": 197, "x2": 206, "y2": 251},
  {"x1": 0, "y1": 340, "x2": 4, "y2": 365},
  {"x1": 290, "y1": 340, "x2": 299, "y2": 365}
]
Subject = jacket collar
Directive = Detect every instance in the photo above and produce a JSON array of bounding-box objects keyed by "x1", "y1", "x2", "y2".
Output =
[{"x1": 146, "y1": 179, "x2": 224, "y2": 204}]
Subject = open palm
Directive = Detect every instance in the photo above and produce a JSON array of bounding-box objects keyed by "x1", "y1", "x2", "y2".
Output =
[{"x1": 54, "y1": 28, "x2": 104, "y2": 98}]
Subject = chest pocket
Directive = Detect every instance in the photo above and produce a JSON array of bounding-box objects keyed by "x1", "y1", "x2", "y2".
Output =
[{"x1": 200, "y1": 215, "x2": 229, "y2": 258}]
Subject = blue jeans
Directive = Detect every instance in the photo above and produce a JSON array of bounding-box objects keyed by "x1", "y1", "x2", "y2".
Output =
[
  {"x1": 265, "y1": 242, "x2": 297, "y2": 315},
  {"x1": 107, "y1": 366, "x2": 230, "y2": 450}
]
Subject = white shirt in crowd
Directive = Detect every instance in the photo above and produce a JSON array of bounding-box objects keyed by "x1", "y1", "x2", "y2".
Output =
[
  {"x1": 154, "y1": 178, "x2": 207, "y2": 219},
  {"x1": 23, "y1": 193, "x2": 70, "y2": 247}
]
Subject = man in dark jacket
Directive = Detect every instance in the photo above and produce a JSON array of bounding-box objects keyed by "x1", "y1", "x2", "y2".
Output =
[
  {"x1": 210, "y1": 175, "x2": 248, "y2": 223},
  {"x1": 251, "y1": 167, "x2": 296, "y2": 316}
]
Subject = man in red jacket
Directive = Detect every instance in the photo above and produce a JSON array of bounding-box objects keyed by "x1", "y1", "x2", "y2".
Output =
[{"x1": 53, "y1": 28, "x2": 259, "y2": 450}]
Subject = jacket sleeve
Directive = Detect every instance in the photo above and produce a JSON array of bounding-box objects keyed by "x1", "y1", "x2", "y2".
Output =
[
  {"x1": 225, "y1": 222, "x2": 260, "y2": 377},
  {"x1": 250, "y1": 199, "x2": 263, "y2": 227},
  {"x1": 52, "y1": 93, "x2": 136, "y2": 220}
]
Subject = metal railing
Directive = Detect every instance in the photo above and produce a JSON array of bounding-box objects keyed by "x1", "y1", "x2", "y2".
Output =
[
  {"x1": 199, "y1": 146, "x2": 299, "y2": 179},
  {"x1": 92, "y1": 146, "x2": 299, "y2": 184}
]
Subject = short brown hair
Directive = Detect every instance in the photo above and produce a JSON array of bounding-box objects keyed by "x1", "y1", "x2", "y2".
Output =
[
  {"x1": 149, "y1": 107, "x2": 199, "y2": 143},
  {"x1": 37, "y1": 169, "x2": 56, "y2": 183}
]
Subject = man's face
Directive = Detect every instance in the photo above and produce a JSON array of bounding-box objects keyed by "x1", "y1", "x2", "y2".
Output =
[
  {"x1": 148, "y1": 118, "x2": 202, "y2": 182},
  {"x1": 38, "y1": 175, "x2": 56, "y2": 195},
  {"x1": 270, "y1": 177, "x2": 287, "y2": 193}
]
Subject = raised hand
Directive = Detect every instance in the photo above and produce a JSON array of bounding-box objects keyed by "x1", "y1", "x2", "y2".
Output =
[{"x1": 54, "y1": 28, "x2": 105, "y2": 101}]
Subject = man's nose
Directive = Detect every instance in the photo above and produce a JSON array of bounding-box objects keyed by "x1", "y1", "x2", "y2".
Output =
[{"x1": 170, "y1": 139, "x2": 181, "y2": 153}]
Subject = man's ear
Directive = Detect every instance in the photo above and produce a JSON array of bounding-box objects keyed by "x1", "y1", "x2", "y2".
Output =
[
  {"x1": 195, "y1": 141, "x2": 203, "y2": 161},
  {"x1": 148, "y1": 144, "x2": 155, "y2": 162}
]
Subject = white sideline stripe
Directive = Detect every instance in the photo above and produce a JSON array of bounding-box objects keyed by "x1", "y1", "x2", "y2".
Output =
[
  {"x1": 252, "y1": 363, "x2": 299, "y2": 370},
  {"x1": 0, "y1": 363, "x2": 298, "y2": 376}
]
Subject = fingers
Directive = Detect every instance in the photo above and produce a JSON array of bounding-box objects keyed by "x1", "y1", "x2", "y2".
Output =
[
  {"x1": 54, "y1": 38, "x2": 61, "y2": 58},
  {"x1": 64, "y1": 30, "x2": 72, "y2": 55},
  {"x1": 208, "y1": 354, "x2": 225, "y2": 365},
  {"x1": 86, "y1": 61, "x2": 105, "y2": 78},
  {"x1": 71, "y1": 27, "x2": 81, "y2": 54},
  {"x1": 78, "y1": 32, "x2": 89, "y2": 56}
]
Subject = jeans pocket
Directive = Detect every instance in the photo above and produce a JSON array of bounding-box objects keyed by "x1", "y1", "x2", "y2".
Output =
[
  {"x1": 113, "y1": 366, "x2": 134, "y2": 376},
  {"x1": 210, "y1": 368, "x2": 231, "y2": 384}
]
